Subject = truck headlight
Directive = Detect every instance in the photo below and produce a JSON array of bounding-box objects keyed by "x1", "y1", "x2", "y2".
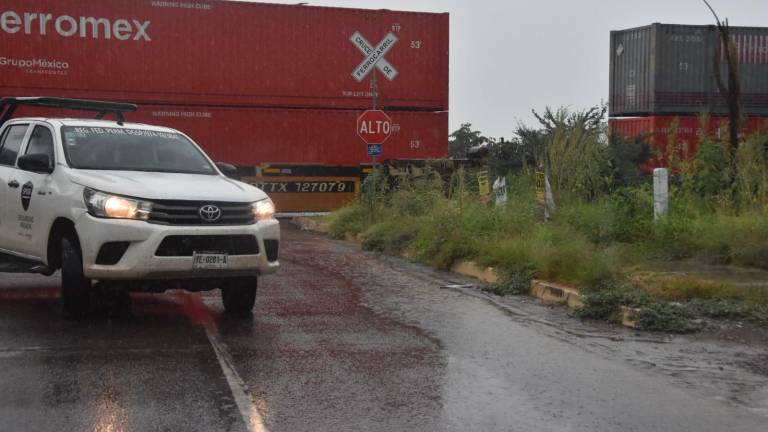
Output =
[
  {"x1": 252, "y1": 199, "x2": 275, "y2": 221},
  {"x1": 84, "y1": 188, "x2": 153, "y2": 220}
]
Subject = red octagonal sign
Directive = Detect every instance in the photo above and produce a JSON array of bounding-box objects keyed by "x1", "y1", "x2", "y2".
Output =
[{"x1": 357, "y1": 110, "x2": 393, "y2": 145}]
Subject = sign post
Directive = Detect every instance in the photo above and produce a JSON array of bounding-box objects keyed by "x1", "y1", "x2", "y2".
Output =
[
  {"x1": 371, "y1": 70, "x2": 378, "y2": 214},
  {"x1": 357, "y1": 107, "x2": 393, "y2": 214}
]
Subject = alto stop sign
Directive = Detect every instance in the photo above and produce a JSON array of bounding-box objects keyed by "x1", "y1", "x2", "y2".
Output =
[{"x1": 357, "y1": 110, "x2": 393, "y2": 145}]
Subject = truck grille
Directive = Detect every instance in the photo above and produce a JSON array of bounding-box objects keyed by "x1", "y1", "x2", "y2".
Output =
[
  {"x1": 149, "y1": 200, "x2": 255, "y2": 225},
  {"x1": 155, "y1": 235, "x2": 259, "y2": 256}
]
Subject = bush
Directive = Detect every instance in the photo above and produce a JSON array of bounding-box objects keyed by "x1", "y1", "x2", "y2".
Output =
[
  {"x1": 410, "y1": 200, "x2": 480, "y2": 268},
  {"x1": 686, "y1": 299, "x2": 768, "y2": 324},
  {"x1": 607, "y1": 186, "x2": 654, "y2": 243},
  {"x1": 692, "y1": 139, "x2": 733, "y2": 198},
  {"x1": 649, "y1": 211, "x2": 698, "y2": 259},
  {"x1": 484, "y1": 264, "x2": 535, "y2": 296},
  {"x1": 361, "y1": 220, "x2": 419, "y2": 254},
  {"x1": 735, "y1": 134, "x2": 768, "y2": 207},
  {"x1": 635, "y1": 303, "x2": 701, "y2": 333},
  {"x1": 655, "y1": 211, "x2": 768, "y2": 267},
  {"x1": 715, "y1": 213, "x2": 768, "y2": 268},
  {"x1": 530, "y1": 225, "x2": 616, "y2": 285},
  {"x1": 576, "y1": 278, "x2": 700, "y2": 332},
  {"x1": 576, "y1": 279, "x2": 654, "y2": 320},
  {"x1": 484, "y1": 236, "x2": 534, "y2": 270},
  {"x1": 389, "y1": 176, "x2": 443, "y2": 217},
  {"x1": 327, "y1": 205, "x2": 368, "y2": 240},
  {"x1": 555, "y1": 200, "x2": 617, "y2": 244}
]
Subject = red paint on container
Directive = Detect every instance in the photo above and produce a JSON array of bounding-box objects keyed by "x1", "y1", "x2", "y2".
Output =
[
  {"x1": 0, "y1": 0, "x2": 449, "y2": 111},
  {"x1": 609, "y1": 116, "x2": 768, "y2": 171}
]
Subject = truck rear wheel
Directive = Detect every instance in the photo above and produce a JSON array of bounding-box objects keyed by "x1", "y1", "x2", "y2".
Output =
[
  {"x1": 221, "y1": 277, "x2": 257, "y2": 315},
  {"x1": 61, "y1": 236, "x2": 91, "y2": 319}
]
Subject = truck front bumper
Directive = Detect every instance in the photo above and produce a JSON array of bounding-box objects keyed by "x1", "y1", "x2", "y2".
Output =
[{"x1": 75, "y1": 214, "x2": 280, "y2": 281}]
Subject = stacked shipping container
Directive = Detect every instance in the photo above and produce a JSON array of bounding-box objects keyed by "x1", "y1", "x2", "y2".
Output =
[
  {"x1": 0, "y1": 0, "x2": 450, "y2": 212},
  {"x1": 609, "y1": 23, "x2": 768, "y2": 168}
]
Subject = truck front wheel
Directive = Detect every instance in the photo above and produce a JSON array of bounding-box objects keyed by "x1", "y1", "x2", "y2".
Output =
[
  {"x1": 61, "y1": 236, "x2": 91, "y2": 318},
  {"x1": 221, "y1": 277, "x2": 257, "y2": 315}
]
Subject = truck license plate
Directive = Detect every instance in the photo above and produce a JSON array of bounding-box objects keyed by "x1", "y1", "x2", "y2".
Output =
[{"x1": 193, "y1": 252, "x2": 229, "y2": 270}]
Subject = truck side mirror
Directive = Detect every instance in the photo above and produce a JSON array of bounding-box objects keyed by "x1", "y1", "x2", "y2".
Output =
[{"x1": 18, "y1": 154, "x2": 53, "y2": 174}]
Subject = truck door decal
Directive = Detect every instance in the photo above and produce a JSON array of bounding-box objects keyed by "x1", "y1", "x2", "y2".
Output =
[{"x1": 21, "y1": 181, "x2": 32, "y2": 210}]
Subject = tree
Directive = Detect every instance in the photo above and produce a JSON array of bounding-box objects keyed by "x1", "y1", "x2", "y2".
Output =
[
  {"x1": 606, "y1": 132, "x2": 651, "y2": 188},
  {"x1": 703, "y1": 0, "x2": 742, "y2": 152},
  {"x1": 448, "y1": 123, "x2": 489, "y2": 158}
]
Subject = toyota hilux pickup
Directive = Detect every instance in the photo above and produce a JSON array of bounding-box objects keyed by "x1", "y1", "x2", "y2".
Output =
[{"x1": 0, "y1": 97, "x2": 279, "y2": 317}]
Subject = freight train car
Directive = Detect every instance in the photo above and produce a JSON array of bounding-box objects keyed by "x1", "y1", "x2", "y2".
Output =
[
  {"x1": 610, "y1": 23, "x2": 768, "y2": 117},
  {"x1": 0, "y1": 0, "x2": 448, "y2": 111},
  {"x1": 610, "y1": 116, "x2": 768, "y2": 171},
  {"x1": 0, "y1": 0, "x2": 450, "y2": 213}
]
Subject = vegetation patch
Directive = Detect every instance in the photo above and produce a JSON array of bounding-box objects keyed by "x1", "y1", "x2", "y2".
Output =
[
  {"x1": 635, "y1": 302, "x2": 701, "y2": 333},
  {"x1": 575, "y1": 279, "x2": 701, "y2": 333},
  {"x1": 631, "y1": 273, "x2": 743, "y2": 302},
  {"x1": 483, "y1": 264, "x2": 535, "y2": 296},
  {"x1": 685, "y1": 299, "x2": 768, "y2": 324}
]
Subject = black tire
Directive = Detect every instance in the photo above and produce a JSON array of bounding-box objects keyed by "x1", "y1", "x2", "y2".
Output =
[
  {"x1": 61, "y1": 236, "x2": 91, "y2": 319},
  {"x1": 221, "y1": 277, "x2": 257, "y2": 315}
]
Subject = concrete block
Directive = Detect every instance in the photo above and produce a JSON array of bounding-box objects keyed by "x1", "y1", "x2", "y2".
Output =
[{"x1": 450, "y1": 261, "x2": 499, "y2": 284}]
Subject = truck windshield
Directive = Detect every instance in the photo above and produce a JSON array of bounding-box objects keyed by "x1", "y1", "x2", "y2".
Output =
[{"x1": 61, "y1": 126, "x2": 216, "y2": 175}]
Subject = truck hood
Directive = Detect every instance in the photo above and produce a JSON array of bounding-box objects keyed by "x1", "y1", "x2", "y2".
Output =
[{"x1": 68, "y1": 170, "x2": 267, "y2": 202}]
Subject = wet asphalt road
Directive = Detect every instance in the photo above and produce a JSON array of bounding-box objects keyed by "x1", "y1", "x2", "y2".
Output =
[{"x1": 1, "y1": 224, "x2": 767, "y2": 432}]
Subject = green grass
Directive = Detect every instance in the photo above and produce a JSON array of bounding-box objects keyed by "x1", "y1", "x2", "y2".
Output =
[{"x1": 326, "y1": 204, "x2": 368, "y2": 240}]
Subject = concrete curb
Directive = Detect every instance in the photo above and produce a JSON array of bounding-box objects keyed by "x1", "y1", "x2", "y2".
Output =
[
  {"x1": 618, "y1": 306, "x2": 641, "y2": 329},
  {"x1": 450, "y1": 261, "x2": 498, "y2": 284},
  {"x1": 449, "y1": 261, "x2": 584, "y2": 308},
  {"x1": 531, "y1": 279, "x2": 584, "y2": 309},
  {"x1": 451, "y1": 261, "x2": 639, "y2": 329}
]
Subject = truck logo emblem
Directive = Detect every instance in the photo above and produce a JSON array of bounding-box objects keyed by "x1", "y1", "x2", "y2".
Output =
[
  {"x1": 198, "y1": 205, "x2": 222, "y2": 222},
  {"x1": 21, "y1": 181, "x2": 33, "y2": 211}
]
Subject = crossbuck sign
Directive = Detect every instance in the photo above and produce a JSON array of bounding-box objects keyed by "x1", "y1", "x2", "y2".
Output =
[{"x1": 350, "y1": 31, "x2": 399, "y2": 82}]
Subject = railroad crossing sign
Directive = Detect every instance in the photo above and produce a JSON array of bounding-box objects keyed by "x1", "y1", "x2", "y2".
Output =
[
  {"x1": 357, "y1": 110, "x2": 393, "y2": 145},
  {"x1": 350, "y1": 31, "x2": 399, "y2": 82}
]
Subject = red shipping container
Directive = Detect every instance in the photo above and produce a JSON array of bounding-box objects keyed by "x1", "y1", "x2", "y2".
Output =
[
  {"x1": 11, "y1": 104, "x2": 449, "y2": 166},
  {"x1": 610, "y1": 116, "x2": 768, "y2": 171},
  {"x1": 0, "y1": 0, "x2": 449, "y2": 111}
]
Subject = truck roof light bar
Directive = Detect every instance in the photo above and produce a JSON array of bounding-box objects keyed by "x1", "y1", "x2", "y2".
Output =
[{"x1": 0, "y1": 97, "x2": 138, "y2": 128}]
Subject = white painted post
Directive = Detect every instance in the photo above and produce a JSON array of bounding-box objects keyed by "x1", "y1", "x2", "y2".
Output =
[
  {"x1": 544, "y1": 171, "x2": 556, "y2": 221},
  {"x1": 653, "y1": 168, "x2": 669, "y2": 220}
]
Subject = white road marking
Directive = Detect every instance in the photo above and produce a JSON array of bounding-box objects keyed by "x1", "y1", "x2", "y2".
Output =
[{"x1": 205, "y1": 326, "x2": 269, "y2": 432}]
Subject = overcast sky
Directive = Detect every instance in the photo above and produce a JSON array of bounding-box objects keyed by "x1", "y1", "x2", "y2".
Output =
[{"x1": 259, "y1": 0, "x2": 768, "y2": 139}]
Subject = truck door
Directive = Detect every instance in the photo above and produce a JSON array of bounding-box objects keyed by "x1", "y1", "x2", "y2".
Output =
[
  {"x1": 0, "y1": 123, "x2": 31, "y2": 257},
  {"x1": 4, "y1": 124, "x2": 57, "y2": 259}
]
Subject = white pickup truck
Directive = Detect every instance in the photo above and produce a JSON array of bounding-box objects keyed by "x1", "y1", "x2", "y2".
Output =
[{"x1": 0, "y1": 97, "x2": 280, "y2": 317}]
